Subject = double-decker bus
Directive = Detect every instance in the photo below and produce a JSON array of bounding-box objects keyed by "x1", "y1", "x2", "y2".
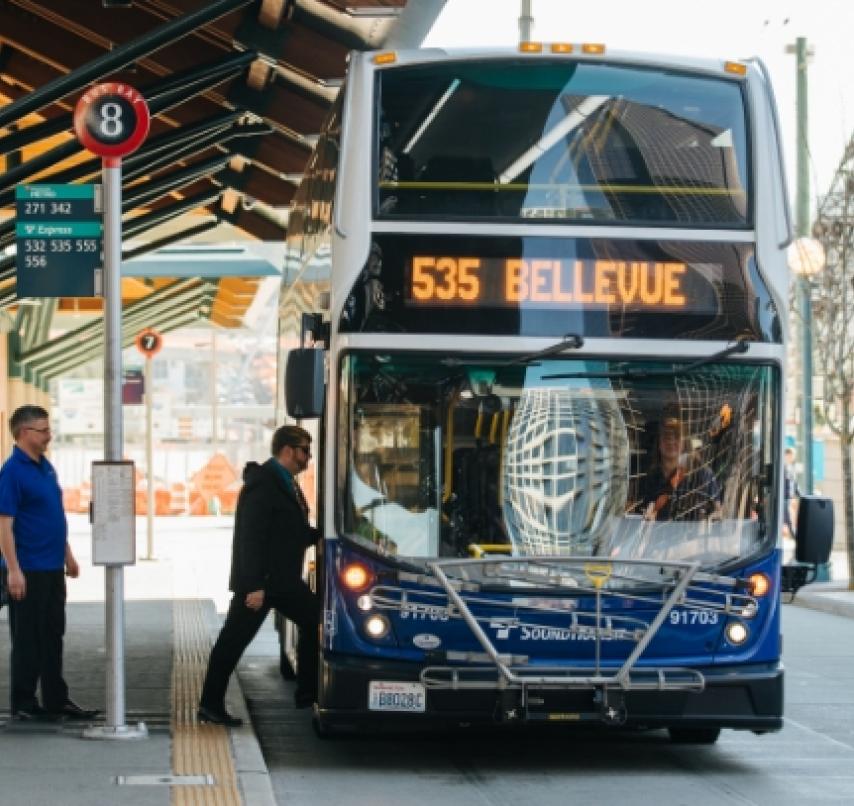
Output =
[{"x1": 278, "y1": 43, "x2": 833, "y2": 741}]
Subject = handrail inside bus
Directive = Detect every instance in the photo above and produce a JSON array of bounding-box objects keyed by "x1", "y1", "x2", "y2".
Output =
[{"x1": 442, "y1": 391, "x2": 457, "y2": 503}]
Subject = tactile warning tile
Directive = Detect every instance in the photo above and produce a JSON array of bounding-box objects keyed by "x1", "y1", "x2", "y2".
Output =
[{"x1": 172, "y1": 599, "x2": 242, "y2": 806}]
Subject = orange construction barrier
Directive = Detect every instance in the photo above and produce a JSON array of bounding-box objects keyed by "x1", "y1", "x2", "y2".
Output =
[
  {"x1": 63, "y1": 487, "x2": 81, "y2": 514},
  {"x1": 220, "y1": 479, "x2": 241, "y2": 514},
  {"x1": 168, "y1": 482, "x2": 189, "y2": 515},
  {"x1": 188, "y1": 490, "x2": 208, "y2": 516},
  {"x1": 135, "y1": 480, "x2": 171, "y2": 515},
  {"x1": 190, "y1": 453, "x2": 239, "y2": 516},
  {"x1": 154, "y1": 488, "x2": 171, "y2": 516},
  {"x1": 78, "y1": 480, "x2": 92, "y2": 514}
]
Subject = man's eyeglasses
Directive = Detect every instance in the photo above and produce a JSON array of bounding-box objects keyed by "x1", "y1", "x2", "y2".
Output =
[
  {"x1": 293, "y1": 444, "x2": 312, "y2": 457},
  {"x1": 25, "y1": 426, "x2": 51, "y2": 434}
]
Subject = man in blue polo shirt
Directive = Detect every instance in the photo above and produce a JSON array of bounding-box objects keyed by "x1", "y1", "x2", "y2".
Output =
[{"x1": 0, "y1": 404, "x2": 97, "y2": 721}]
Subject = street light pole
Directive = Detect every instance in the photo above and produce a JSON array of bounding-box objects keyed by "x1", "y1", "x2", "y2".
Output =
[
  {"x1": 787, "y1": 37, "x2": 834, "y2": 582},
  {"x1": 791, "y1": 36, "x2": 815, "y2": 495}
]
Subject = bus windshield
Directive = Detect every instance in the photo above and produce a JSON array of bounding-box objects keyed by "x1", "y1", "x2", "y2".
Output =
[
  {"x1": 376, "y1": 59, "x2": 749, "y2": 226},
  {"x1": 339, "y1": 353, "x2": 776, "y2": 570}
]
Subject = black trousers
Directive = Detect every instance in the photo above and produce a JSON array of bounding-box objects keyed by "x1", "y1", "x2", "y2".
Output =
[
  {"x1": 200, "y1": 580, "x2": 319, "y2": 709},
  {"x1": 3, "y1": 569, "x2": 69, "y2": 713}
]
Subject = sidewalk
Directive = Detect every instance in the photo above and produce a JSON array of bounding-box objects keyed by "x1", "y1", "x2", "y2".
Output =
[
  {"x1": 0, "y1": 515, "x2": 275, "y2": 806},
  {"x1": 785, "y1": 547, "x2": 854, "y2": 619}
]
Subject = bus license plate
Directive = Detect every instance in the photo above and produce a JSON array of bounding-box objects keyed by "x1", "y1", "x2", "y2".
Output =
[{"x1": 368, "y1": 681, "x2": 426, "y2": 712}]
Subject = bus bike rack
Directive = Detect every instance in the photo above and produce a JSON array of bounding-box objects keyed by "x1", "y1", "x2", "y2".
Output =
[{"x1": 369, "y1": 556, "x2": 758, "y2": 724}]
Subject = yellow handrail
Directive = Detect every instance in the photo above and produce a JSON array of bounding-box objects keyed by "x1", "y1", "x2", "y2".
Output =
[
  {"x1": 467, "y1": 543, "x2": 514, "y2": 558},
  {"x1": 442, "y1": 392, "x2": 458, "y2": 503}
]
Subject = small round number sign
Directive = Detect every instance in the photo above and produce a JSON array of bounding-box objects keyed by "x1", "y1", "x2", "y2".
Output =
[
  {"x1": 135, "y1": 328, "x2": 163, "y2": 358},
  {"x1": 74, "y1": 83, "x2": 150, "y2": 159}
]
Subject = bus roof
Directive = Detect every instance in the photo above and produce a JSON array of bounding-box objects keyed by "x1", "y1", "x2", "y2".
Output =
[{"x1": 361, "y1": 46, "x2": 761, "y2": 82}]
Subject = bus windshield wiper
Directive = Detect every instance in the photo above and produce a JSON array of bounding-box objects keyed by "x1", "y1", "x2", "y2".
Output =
[
  {"x1": 511, "y1": 333, "x2": 584, "y2": 365},
  {"x1": 542, "y1": 339, "x2": 750, "y2": 380}
]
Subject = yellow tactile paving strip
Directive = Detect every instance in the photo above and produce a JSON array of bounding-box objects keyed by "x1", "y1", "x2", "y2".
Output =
[{"x1": 172, "y1": 599, "x2": 242, "y2": 806}]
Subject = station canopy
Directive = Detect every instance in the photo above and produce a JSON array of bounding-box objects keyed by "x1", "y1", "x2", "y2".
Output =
[{"x1": 0, "y1": 0, "x2": 445, "y2": 382}]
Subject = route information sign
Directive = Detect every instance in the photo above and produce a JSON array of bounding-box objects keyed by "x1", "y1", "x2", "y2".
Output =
[{"x1": 15, "y1": 183, "x2": 102, "y2": 297}]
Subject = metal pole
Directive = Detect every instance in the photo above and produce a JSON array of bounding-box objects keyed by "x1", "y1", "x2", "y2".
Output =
[
  {"x1": 518, "y1": 0, "x2": 533, "y2": 43},
  {"x1": 103, "y1": 162, "x2": 126, "y2": 729},
  {"x1": 145, "y1": 354, "x2": 154, "y2": 561},
  {"x1": 795, "y1": 37, "x2": 815, "y2": 497}
]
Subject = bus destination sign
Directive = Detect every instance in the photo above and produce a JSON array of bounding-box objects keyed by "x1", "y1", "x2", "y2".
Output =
[
  {"x1": 15, "y1": 184, "x2": 102, "y2": 298},
  {"x1": 407, "y1": 255, "x2": 691, "y2": 309}
]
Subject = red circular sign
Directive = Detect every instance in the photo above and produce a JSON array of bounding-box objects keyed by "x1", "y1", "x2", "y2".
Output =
[
  {"x1": 135, "y1": 328, "x2": 163, "y2": 357},
  {"x1": 74, "y1": 83, "x2": 150, "y2": 159}
]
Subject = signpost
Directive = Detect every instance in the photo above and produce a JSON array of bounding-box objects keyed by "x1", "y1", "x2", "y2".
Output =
[
  {"x1": 15, "y1": 184, "x2": 102, "y2": 297},
  {"x1": 74, "y1": 82, "x2": 150, "y2": 741},
  {"x1": 135, "y1": 327, "x2": 163, "y2": 358},
  {"x1": 136, "y1": 329, "x2": 163, "y2": 562}
]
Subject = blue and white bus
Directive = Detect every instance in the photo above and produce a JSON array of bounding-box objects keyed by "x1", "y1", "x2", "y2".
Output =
[{"x1": 278, "y1": 43, "x2": 832, "y2": 741}]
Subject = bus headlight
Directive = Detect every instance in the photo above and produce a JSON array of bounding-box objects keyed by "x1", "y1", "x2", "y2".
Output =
[
  {"x1": 365, "y1": 614, "x2": 390, "y2": 639},
  {"x1": 725, "y1": 621, "x2": 749, "y2": 645},
  {"x1": 356, "y1": 594, "x2": 374, "y2": 612}
]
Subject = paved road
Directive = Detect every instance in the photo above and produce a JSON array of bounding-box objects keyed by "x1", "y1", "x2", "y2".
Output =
[{"x1": 238, "y1": 603, "x2": 854, "y2": 806}]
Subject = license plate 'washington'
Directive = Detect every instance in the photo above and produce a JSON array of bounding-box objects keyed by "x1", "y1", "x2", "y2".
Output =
[{"x1": 368, "y1": 681, "x2": 426, "y2": 712}]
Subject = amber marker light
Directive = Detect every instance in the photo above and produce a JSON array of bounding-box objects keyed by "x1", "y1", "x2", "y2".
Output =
[
  {"x1": 519, "y1": 41, "x2": 544, "y2": 53},
  {"x1": 581, "y1": 43, "x2": 606, "y2": 55},
  {"x1": 342, "y1": 563, "x2": 371, "y2": 591},
  {"x1": 373, "y1": 51, "x2": 397, "y2": 65},
  {"x1": 748, "y1": 572, "x2": 771, "y2": 598},
  {"x1": 551, "y1": 43, "x2": 573, "y2": 54},
  {"x1": 724, "y1": 61, "x2": 747, "y2": 76}
]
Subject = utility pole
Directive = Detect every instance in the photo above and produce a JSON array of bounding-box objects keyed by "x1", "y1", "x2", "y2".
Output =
[{"x1": 518, "y1": 0, "x2": 533, "y2": 43}]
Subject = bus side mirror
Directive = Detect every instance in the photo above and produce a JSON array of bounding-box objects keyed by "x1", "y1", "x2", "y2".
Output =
[
  {"x1": 285, "y1": 348, "x2": 325, "y2": 419},
  {"x1": 795, "y1": 495, "x2": 833, "y2": 565}
]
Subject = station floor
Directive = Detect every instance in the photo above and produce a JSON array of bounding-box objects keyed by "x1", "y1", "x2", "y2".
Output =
[{"x1": 0, "y1": 515, "x2": 275, "y2": 806}]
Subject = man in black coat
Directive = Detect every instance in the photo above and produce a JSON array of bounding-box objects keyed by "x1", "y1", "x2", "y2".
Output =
[{"x1": 198, "y1": 425, "x2": 319, "y2": 726}]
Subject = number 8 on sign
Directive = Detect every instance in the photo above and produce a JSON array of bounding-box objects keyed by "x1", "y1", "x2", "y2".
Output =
[
  {"x1": 74, "y1": 83, "x2": 150, "y2": 159},
  {"x1": 97, "y1": 101, "x2": 128, "y2": 140}
]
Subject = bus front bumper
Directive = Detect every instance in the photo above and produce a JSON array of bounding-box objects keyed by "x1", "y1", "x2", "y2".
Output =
[{"x1": 316, "y1": 653, "x2": 784, "y2": 733}]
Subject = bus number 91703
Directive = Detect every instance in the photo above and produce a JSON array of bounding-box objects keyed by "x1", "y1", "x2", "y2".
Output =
[{"x1": 669, "y1": 609, "x2": 719, "y2": 626}]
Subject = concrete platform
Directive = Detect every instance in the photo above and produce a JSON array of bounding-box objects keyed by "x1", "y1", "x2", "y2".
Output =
[{"x1": 0, "y1": 515, "x2": 275, "y2": 806}]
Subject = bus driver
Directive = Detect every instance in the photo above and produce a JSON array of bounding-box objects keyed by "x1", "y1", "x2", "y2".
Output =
[{"x1": 638, "y1": 410, "x2": 722, "y2": 522}]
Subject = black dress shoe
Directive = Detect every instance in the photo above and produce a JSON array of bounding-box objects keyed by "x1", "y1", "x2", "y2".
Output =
[
  {"x1": 197, "y1": 704, "x2": 243, "y2": 727},
  {"x1": 13, "y1": 704, "x2": 59, "y2": 722},
  {"x1": 56, "y1": 700, "x2": 99, "y2": 720}
]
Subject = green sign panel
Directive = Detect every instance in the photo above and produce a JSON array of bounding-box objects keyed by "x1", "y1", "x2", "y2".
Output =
[{"x1": 15, "y1": 183, "x2": 102, "y2": 297}]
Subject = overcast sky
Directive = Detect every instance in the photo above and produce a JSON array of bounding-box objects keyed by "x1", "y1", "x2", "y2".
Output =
[{"x1": 424, "y1": 0, "x2": 854, "y2": 217}]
